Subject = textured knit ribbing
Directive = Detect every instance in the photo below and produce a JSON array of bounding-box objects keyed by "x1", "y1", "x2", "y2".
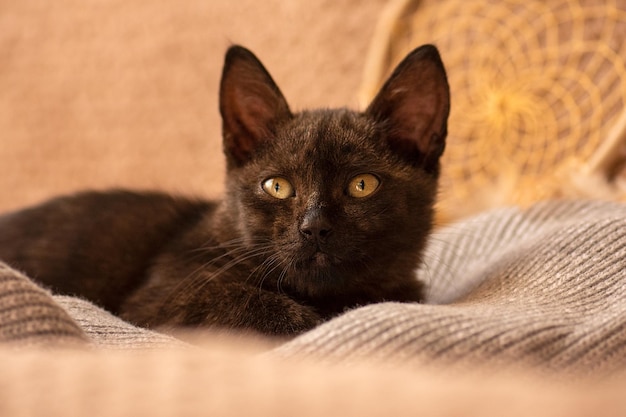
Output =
[
  {"x1": 54, "y1": 296, "x2": 188, "y2": 349},
  {"x1": 0, "y1": 263, "x2": 87, "y2": 347}
]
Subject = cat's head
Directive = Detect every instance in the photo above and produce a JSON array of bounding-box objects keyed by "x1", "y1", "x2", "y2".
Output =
[{"x1": 218, "y1": 45, "x2": 449, "y2": 313}]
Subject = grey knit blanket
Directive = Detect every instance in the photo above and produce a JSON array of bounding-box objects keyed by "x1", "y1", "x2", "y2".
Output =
[{"x1": 1, "y1": 200, "x2": 625, "y2": 373}]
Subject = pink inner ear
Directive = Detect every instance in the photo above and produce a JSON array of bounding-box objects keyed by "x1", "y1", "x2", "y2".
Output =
[
  {"x1": 366, "y1": 46, "x2": 449, "y2": 163},
  {"x1": 237, "y1": 94, "x2": 276, "y2": 139},
  {"x1": 221, "y1": 93, "x2": 273, "y2": 164},
  {"x1": 219, "y1": 47, "x2": 292, "y2": 166},
  {"x1": 372, "y1": 84, "x2": 447, "y2": 160},
  {"x1": 223, "y1": 89, "x2": 285, "y2": 163},
  {"x1": 390, "y1": 102, "x2": 435, "y2": 155}
]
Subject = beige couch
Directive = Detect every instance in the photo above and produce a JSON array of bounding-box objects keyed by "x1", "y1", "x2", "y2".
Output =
[{"x1": 0, "y1": 0, "x2": 386, "y2": 213}]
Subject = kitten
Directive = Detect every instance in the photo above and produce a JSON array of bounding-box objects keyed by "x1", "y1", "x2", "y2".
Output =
[{"x1": 0, "y1": 45, "x2": 449, "y2": 336}]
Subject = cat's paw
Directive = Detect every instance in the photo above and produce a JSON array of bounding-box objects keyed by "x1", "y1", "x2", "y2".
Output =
[
  {"x1": 192, "y1": 283, "x2": 322, "y2": 336},
  {"x1": 125, "y1": 281, "x2": 322, "y2": 337},
  {"x1": 227, "y1": 289, "x2": 322, "y2": 336}
]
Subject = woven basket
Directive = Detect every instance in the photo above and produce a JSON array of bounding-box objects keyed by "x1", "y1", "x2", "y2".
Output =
[{"x1": 361, "y1": 0, "x2": 626, "y2": 221}]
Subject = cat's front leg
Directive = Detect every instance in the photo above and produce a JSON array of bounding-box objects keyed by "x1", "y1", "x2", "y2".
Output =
[{"x1": 121, "y1": 281, "x2": 322, "y2": 336}]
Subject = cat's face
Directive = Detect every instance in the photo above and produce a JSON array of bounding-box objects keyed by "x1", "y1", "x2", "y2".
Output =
[{"x1": 218, "y1": 45, "x2": 449, "y2": 308}]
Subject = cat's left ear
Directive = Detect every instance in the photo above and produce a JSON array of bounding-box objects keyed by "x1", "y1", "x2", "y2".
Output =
[
  {"x1": 366, "y1": 45, "x2": 450, "y2": 174},
  {"x1": 220, "y1": 46, "x2": 292, "y2": 167}
]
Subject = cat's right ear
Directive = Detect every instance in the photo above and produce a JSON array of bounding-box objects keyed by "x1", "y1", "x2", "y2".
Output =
[
  {"x1": 219, "y1": 46, "x2": 292, "y2": 168},
  {"x1": 366, "y1": 45, "x2": 450, "y2": 175}
]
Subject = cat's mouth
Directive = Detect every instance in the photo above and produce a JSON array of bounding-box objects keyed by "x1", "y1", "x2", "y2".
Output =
[{"x1": 297, "y1": 248, "x2": 342, "y2": 270}]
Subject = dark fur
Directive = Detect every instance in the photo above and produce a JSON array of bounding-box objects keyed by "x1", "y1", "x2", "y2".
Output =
[{"x1": 0, "y1": 45, "x2": 449, "y2": 336}]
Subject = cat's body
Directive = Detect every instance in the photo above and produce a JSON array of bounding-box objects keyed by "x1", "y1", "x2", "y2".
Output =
[{"x1": 0, "y1": 45, "x2": 450, "y2": 336}]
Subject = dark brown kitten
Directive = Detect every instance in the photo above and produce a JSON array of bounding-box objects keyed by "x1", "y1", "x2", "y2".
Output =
[{"x1": 0, "y1": 45, "x2": 449, "y2": 336}]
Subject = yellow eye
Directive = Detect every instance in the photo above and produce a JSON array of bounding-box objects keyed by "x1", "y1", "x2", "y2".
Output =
[
  {"x1": 348, "y1": 174, "x2": 380, "y2": 198},
  {"x1": 262, "y1": 177, "x2": 295, "y2": 199}
]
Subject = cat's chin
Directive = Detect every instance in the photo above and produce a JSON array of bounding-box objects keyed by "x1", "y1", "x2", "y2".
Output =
[
  {"x1": 288, "y1": 250, "x2": 357, "y2": 298},
  {"x1": 309, "y1": 252, "x2": 335, "y2": 269}
]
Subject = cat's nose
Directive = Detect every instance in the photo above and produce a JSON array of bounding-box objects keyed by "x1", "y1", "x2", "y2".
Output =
[{"x1": 300, "y1": 210, "x2": 332, "y2": 244}]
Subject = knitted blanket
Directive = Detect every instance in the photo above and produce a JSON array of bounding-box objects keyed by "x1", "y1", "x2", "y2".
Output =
[{"x1": 1, "y1": 199, "x2": 625, "y2": 375}]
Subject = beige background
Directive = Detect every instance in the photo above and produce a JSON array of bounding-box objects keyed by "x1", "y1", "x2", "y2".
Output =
[{"x1": 0, "y1": 0, "x2": 388, "y2": 212}]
